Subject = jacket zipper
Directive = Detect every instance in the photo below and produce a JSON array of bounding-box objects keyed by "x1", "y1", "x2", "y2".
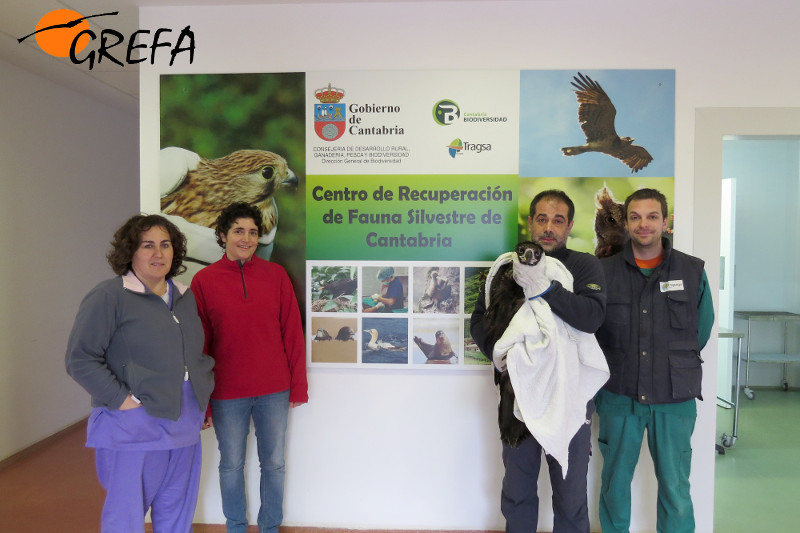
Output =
[
  {"x1": 238, "y1": 260, "x2": 248, "y2": 299},
  {"x1": 170, "y1": 294, "x2": 189, "y2": 381}
]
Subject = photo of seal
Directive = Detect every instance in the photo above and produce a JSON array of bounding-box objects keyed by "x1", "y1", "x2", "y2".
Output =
[{"x1": 413, "y1": 330, "x2": 457, "y2": 363}]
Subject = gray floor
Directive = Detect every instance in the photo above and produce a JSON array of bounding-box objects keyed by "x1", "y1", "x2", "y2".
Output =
[{"x1": 714, "y1": 388, "x2": 800, "y2": 532}]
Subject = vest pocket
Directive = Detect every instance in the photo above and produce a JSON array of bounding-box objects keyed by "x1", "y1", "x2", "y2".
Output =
[
  {"x1": 668, "y1": 340, "x2": 702, "y2": 400},
  {"x1": 598, "y1": 295, "x2": 631, "y2": 350},
  {"x1": 666, "y1": 291, "x2": 689, "y2": 329}
]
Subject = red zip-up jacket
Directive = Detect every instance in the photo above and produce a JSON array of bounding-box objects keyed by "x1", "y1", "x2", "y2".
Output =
[{"x1": 191, "y1": 254, "x2": 308, "y2": 406}]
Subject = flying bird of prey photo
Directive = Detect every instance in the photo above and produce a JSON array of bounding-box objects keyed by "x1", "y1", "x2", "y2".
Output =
[
  {"x1": 159, "y1": 146, "x2": 299, "y2": 264},
  {"x1": 561, "y1": 72, "x2": 653, "y2": 173}
]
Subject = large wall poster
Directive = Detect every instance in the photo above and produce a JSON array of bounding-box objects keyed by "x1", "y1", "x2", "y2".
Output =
[
  {"x1": 152, "y1": 69, "x2": 675, "y2": 371},
  {"x1": 306, "y1": 70, "x2": 520, "y2": 369},
  {"x1": 158, "y1": 73, "x2": 307, "y2": 309}
]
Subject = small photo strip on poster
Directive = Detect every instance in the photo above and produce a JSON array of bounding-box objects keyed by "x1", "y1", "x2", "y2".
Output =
[{"x1": 306, "y1": 260, "x2": 492, "y2": 370}]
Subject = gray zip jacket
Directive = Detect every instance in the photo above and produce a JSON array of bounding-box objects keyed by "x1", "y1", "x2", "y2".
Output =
[{"x1": 66, "y1": 271, "x2": 214, "y2": 421}]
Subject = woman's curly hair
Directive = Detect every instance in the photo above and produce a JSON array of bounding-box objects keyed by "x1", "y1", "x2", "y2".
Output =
[
  {"x1": 106, "y1": 214, "x2": 187, "y2": 279},
  {"x1": 214, "y1": 202, "x2": 264, "y2": 248}
]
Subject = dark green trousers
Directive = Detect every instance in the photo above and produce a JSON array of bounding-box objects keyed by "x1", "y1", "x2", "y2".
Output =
[{"x1": 596, "y1": 389, "x2": 696, "y2": 533}]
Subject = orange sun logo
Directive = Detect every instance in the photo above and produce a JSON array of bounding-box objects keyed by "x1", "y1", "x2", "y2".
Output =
[{"x1": 33, "y1": 9, "x2": 91, "y2": 57}]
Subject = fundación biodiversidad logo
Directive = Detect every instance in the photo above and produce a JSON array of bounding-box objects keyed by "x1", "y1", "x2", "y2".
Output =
[
  {"x1": 433, "y1": 98, "x2": 497, "y2": 158},
  {"x1": 433, "y1": 99, "x2": 460, "y2": 125},
  {"x1": 17, "y1": 9, "x2": 195, "y2": 70}
]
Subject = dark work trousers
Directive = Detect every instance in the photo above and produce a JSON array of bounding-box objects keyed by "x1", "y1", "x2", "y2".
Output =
[{"x1": 500, "y1": 407, "x2": 592, "y2": 533}]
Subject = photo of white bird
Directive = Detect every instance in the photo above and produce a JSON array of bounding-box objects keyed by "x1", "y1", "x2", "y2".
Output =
[
  {"x1": 361, "y1": 319, "x2": 408, "y2": 365},
  {"x1": 365, "y1": 329, "x2": 403, "y2": 351}
]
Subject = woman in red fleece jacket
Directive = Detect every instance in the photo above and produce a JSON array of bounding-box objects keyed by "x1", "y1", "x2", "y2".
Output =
[{"x1": 191, "y1": 202, "x2": 308, "y2": 533}]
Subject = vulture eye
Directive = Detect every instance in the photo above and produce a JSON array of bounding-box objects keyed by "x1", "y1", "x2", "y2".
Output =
[{"x1": 261, "y1": 166, "x2": 275, "y2": 181}]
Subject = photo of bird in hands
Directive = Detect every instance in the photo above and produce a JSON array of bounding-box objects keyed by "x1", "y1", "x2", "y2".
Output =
[
  {"x1": 484, "y1": 241, "x2": 545, "y2": 447},
  {"x1": 561, "y1": 72, "x2": 653, "y2": 173},
  {"x1": 160, "y1": 146, "x2": 299, "y2": 265}
]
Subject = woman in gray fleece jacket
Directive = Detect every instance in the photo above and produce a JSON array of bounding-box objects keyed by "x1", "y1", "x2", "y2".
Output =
[{"x1": 65, "y1": 214, "x2": 214, "y2": 533}]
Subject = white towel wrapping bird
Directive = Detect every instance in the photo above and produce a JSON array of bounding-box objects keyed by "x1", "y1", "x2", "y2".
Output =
[{"x1": 485, "y1": 251, "x2": 609, "y2": 477}]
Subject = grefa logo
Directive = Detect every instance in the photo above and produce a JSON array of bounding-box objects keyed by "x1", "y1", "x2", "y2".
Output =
[{"x1": 17, "y1": 9, "x2": 195, "y2": 70}]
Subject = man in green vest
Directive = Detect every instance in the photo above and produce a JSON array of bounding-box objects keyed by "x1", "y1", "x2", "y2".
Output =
[{"x1": 595, "y1": 188, "x2": 714, "y2": 533}]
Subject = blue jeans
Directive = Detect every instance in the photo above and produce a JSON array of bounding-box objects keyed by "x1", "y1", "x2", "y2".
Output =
[{"x1": 211, "y1": 390, "x2": 290, "y2": 533}]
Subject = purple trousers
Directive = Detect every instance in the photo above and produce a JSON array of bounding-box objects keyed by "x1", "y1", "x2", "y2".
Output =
[{"x1": 95, "y1": 441, "x2": 202, "y2": 533}]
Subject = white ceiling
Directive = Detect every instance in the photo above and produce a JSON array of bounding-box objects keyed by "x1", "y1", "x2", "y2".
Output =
[{"x1": 1, "y1": 0, "x2": 470, "y2": 113}]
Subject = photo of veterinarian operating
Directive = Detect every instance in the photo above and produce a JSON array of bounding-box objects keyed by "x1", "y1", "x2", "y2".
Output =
[
  {"x1": 594, "y1": 188, "x2": 714, "y2": 533},
  {"x1": 470, "y1": 189, "x2": 610, "y2": 533}
]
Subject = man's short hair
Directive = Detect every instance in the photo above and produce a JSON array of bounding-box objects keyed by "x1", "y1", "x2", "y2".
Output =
[
  {"x1": 529, "y1": 189, "x2": 575, "y2": 222},
  {"x1": 623, "y1": 188, "x2": 668, "y2": 219}
]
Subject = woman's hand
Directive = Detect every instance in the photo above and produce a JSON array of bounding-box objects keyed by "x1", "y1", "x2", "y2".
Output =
[{"x1": 119, "y1": 394, "x2": 142, "y2": 411}]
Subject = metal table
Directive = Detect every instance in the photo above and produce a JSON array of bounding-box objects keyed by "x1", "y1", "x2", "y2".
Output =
[
  {"x1": 734, "y1": 311, "x2": 800, "y2": 399},
  {"x1": 717, "y1": 327, "x2": 744, "y2": 449}
]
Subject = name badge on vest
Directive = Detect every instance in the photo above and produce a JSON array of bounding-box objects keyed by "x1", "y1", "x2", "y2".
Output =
[{"x1": 660, "y1": 280, "x2": 685, "y2": 292}]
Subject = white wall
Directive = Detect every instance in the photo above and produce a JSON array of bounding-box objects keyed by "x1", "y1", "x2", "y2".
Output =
[
  {"x1": 137, "y1": 2, "x2": 800, "y2": 532},
  {"x1": 0, "y1": 59, "x2": 139, "y2": 458}
]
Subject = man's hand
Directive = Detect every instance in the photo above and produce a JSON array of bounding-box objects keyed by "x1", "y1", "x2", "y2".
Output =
[
  {"x1": 202, "y1": 416, "x2": 213, "y2": 430},
  {"x1": 512, "y1": 253, "x2": 553, "y2": 299}
]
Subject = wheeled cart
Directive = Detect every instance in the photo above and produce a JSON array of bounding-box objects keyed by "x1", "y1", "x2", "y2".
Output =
[
  {"x1": 734, "y1": 311, "x2": 800, "y2": 400},
  {"x1": 717, "y1": 327, "x2": 744, "y2": 450}
]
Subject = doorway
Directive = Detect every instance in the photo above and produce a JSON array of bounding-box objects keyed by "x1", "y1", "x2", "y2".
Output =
[{"x1": 695, "y1": 109, "x2": 800, "y2": 532}]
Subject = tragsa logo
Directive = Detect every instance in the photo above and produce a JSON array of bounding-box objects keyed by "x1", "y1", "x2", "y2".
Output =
[
  {"x1": 446, "y1": 138, "x2": 464, "y2": 158},
  {"x1": 17, "y1": 9, "x2": 195, "y2": 70},
  {"x1": 433, "y1": 100, "x2": 460, "y2": 126}
]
